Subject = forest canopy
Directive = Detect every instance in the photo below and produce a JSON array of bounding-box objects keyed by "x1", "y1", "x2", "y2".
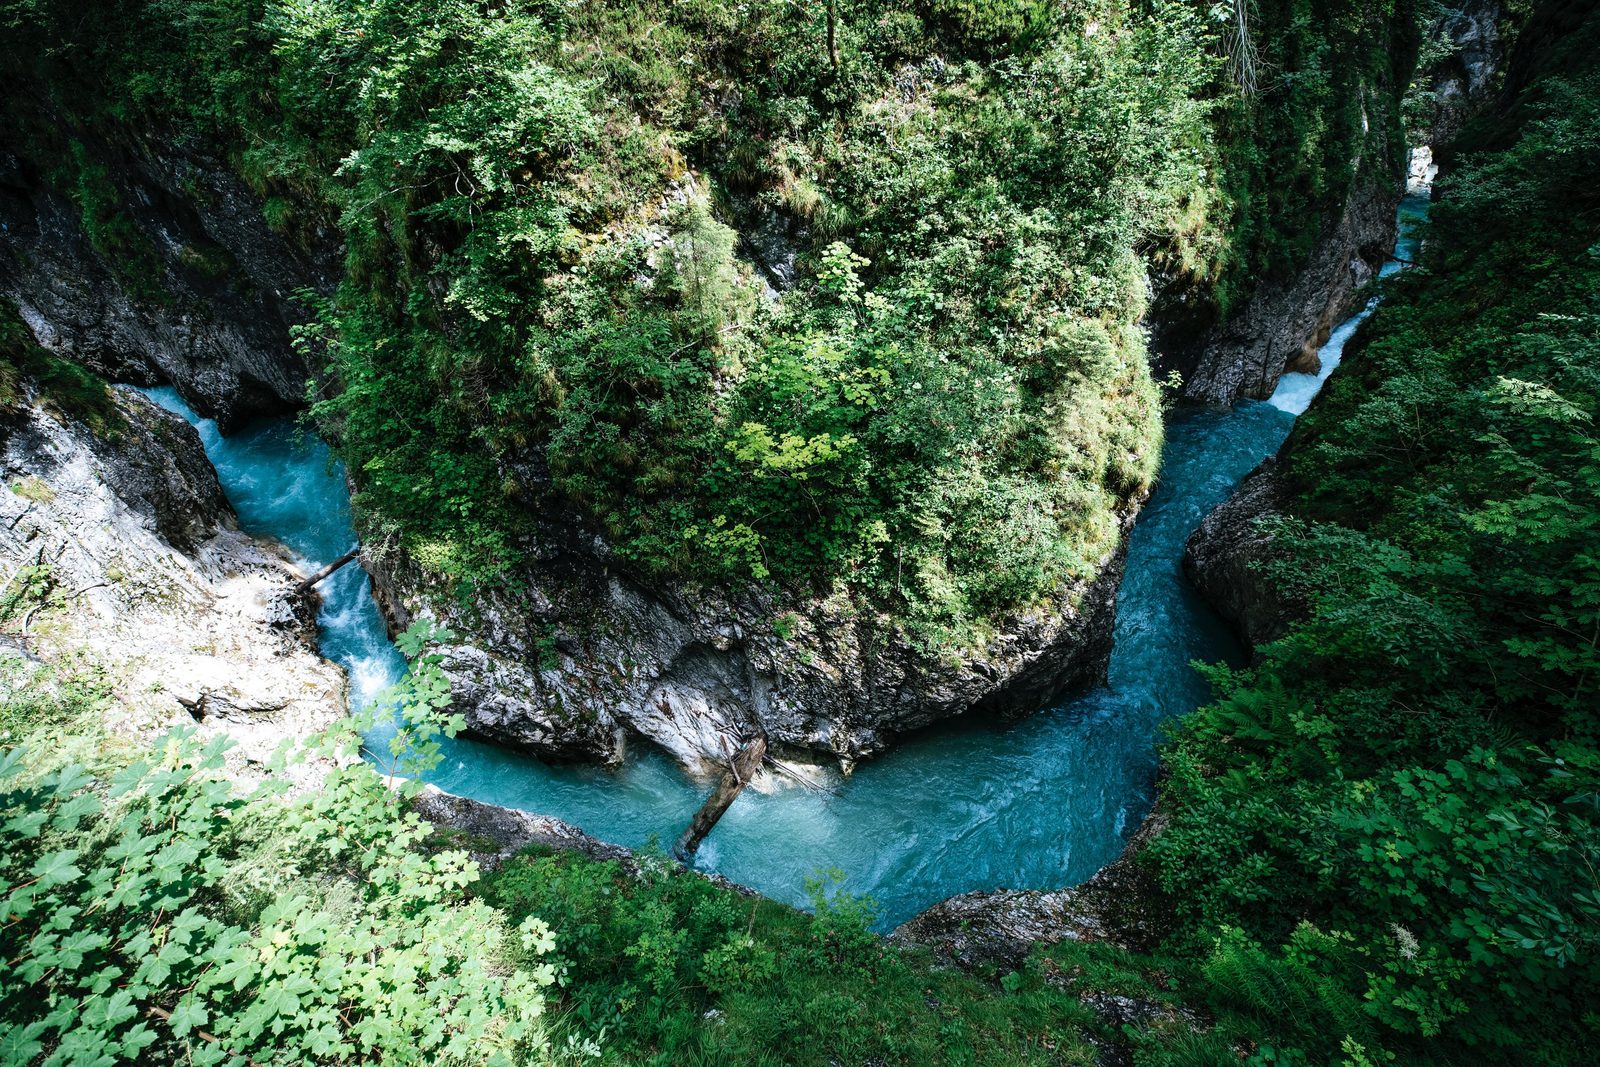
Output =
[{"x1": 0, "y1": 0, "x2": 1413, "y2": 637}]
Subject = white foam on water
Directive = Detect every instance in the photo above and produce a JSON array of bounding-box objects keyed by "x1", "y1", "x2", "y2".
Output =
[
  {"x1": 1269, "y1": 189, "x2": 1431, "y2": 414},
  {"x1": 1267, "y1": 299, "x2": 1380, "y2": 415}
]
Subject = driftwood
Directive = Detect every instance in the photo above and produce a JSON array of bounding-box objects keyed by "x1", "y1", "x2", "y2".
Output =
[
  {"x1": 673, "y1": 735, "x2": 767, "y2": 861},
  {"x1": 297, "y1": 547, "x2": 360, "y2": 594}
]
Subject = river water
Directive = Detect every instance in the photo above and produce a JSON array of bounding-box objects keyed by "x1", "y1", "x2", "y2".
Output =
[{"x1": 141, "y1": 191, "x2": 1427, "y2": 930}]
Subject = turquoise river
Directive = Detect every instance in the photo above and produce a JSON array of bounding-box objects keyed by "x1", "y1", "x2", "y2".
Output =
[{"x1": 142, "y1": 192, "x2": 1428, "y2": 930}]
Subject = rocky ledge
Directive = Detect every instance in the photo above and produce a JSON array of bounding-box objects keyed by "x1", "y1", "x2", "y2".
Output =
[
  {"x1": 1181, "y1": 459, "x2": 1298, "y2": 654},
  {"x1": 890, "y1": 812, "x2": 1167, "y2": 972},
  {"x1": 409, "y1": 785, "x2": 636, "y2": 869},
  {"x1": 369, "y1": 507, "x2": 1139, "y2": 777},
  {"x1": 0, "y1": 380, "x2": 345, "y2": 769}
]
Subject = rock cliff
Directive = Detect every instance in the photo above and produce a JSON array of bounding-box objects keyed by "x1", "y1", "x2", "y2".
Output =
[
  {"x1": 1153, "y1": 175, "x2": 1402, "y2": 406},
  {"x1": 1182, "y1": 0, "x2": 1505, "y2": 656},
  {"x1": 1422, "y1": 0, "x2": 1503, "y2": 147},
  {"x1": 0, "y1": 378, "x2": 345, "y2": 768},
  {"x1": 368, "y1": 507, "x2": 1138, "y2": 776},
  {"x1": 0, "y1": 127, "x2": 333, "y2": 430}
]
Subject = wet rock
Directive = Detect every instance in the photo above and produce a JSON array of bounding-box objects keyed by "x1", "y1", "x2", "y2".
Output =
[
  {"x1": 408, "y1": 784, "x2": 760, "y2": 905},
  {"x1": 890, "y1": 813, "x2": 1168, "y2": 971},
  {"x1": 1182, "y1": 459, "x2": 1296, "y2": 653},
  {"x1": 723, "y1": 187, "x2": 808, "y2": 300},
  {"x1": 0, "y1": 381, "x2": 345, "y2": 767},
  {"x1": 740, "y1": 203, "x2": 804, "y2": 294},
  {"x1": 367, "y1": 507, "x2": 1138, "y2": 776},
  {"x1": 0, "y1": 127, "x2": 332, "y2": 429}
]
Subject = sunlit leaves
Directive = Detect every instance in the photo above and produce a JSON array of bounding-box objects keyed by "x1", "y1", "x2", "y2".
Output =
[{"x1": 0, "y1": 641, "x2": 558, "y2": 1065}]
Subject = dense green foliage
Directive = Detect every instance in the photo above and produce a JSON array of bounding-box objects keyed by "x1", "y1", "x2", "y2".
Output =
[
  {"x1": 0, "y1": 0, "x2": 1415, "y2": 639},
  {"x1": 0, "y1": 621, "x2": 1192, "y2": 1067},
  {"x1": 1192, "y1": 0, "x2": 1420, "y2": 316},
  {"x1": 478, "y1": 840, "x2": 1395, "y2": 1066},
  {"x1": 0, "y1": 652, "x2": 559, "y2": 1066},
  {"x1": 15, "y1": 1, "x2": 1597, "y2": 1064},
  {"x1": 480, "y1": 850, "x2": 1117, "y2": 1065},
  {"x1": 1146, "y1": 7, "x2": 1600, "y2": 1062}
]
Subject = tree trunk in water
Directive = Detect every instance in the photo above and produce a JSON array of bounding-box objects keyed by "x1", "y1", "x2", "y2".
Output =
[
  {"x1": 673, "y1": 735, "x2": 768, "y2": 861},
  {"x1": 297, "y1": 547, "x2": 360, "y2": 594}
]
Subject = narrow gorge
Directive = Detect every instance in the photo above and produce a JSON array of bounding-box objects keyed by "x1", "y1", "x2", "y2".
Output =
[
  {"x1": 4, "y1": 0, "x2": 1596, "y2": 1063},
  {"x1": 2, "y1": 66, "x2": 1436, "y2": 932}
]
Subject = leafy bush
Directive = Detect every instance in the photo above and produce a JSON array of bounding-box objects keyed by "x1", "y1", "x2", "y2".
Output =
[
  {"x1": 479, "y1": 846, "x2": 1141, "y2": 1065},
  {"x1": 0, "y1": 627, "x2": 560, "y2": 1066},
  {"x1": 1148, "y1": 14, "x2": 1600, "y2": 1062},
  {"x1": 0, "y1": 736, "x2": 556, "y2": 1066}
]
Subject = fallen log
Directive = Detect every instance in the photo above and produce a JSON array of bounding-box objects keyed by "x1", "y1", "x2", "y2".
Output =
[
  {"x1": 297, "y1": 547, "x2": 360, "y2": 594},
  {"x1": 673, "y1": 735, "x2": 768, "y2": 861}
]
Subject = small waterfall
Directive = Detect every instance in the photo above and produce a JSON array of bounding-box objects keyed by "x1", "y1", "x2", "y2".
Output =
[{"x1": 1269, "y1": 154, "x2": 1433, "y2": 415}]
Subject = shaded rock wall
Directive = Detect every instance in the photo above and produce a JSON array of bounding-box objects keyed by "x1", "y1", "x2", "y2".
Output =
[
  {"x1": 1424, "y1": 0, "x2": 1504, "y2": 147},
  {"x1": 1182, "y1": 0, "x2": 1507, "y2": 657},
  {"x1": 1181, "y1": 459, "x2": 1297, "y2": 654},
  {"x1": 0, "y1": 125, "x2": 332, "y2": 429},
  {"x1": 1153, "y1": 175, "x2": 1402, "y2": 405}
]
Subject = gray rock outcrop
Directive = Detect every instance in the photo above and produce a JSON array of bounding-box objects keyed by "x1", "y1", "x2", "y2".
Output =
[
  {"x1": 368, "y1": 508, "x2": 1138, "y2": 776},
  {"x1": 409, "y1": 785, "x2": 637, "y2": 869},
  {"x1": 0, "y1": 380, "x2": 346, "y2": 766},
  {"x1": 1181, "y1": 459, "x2": 1297, "y2": 654},
  {"x1": 1423, "y1": 0, "x2": 1503, "y2": 146},
  {"x1": 0, "y1": 129, "x2": 332, "y2": 430},
  {"x1": 891, "y1": 813, "x2": 1168, "y2": 970}
]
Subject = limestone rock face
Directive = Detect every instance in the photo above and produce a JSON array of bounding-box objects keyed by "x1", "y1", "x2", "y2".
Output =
[
  {"x1": 0, "y1": 384, "x2": 345, "y2": 767},
  {"x1": 0, "y1": 131, "x2": 333, "y2": 430},
  {"x1": 367, "y1": 508, "x2": 1138, "y2": 777},
  {"x1": 1181, "y1": 459, "x2": 1297, "y2": 654},
  {"x1": 1425, "y1": 0, "x2": 1503, "y2": 146},
  {"x1": 1152, "y1": 176, "x2": 1401, "y2": 406}
]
